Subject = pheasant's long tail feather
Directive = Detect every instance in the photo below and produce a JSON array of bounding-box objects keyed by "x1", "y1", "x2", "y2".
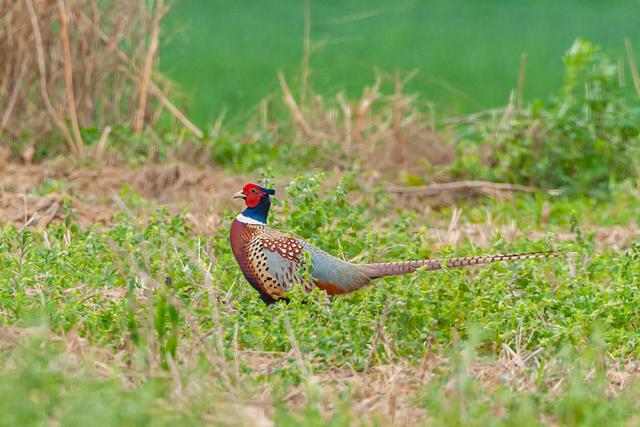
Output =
[{"x1": 365, "y1": 250, "x2": 560, "y2": 279}]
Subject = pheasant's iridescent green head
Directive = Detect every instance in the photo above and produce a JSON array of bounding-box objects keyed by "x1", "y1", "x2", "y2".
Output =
[{"x1": 233, "y1": 183, "x2": 276, "y2": 224}]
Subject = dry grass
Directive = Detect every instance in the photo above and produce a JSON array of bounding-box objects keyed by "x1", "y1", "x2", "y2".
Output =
[
  {"x1": 392, "y1": 201, "x2": 639, "y2": 252},
  {"x1": 244, "y1": 1, "x2": 454, "y2": 179},
  {"x1": 248, "y1": 70, "x2": 454, "y2": 179},
  {"x1": 0, "y1": 159, "x2": 244, "y2": 230},
  {"x1": 0, "y1": 0, "x2": 201, "y2": 156},
  {"x1": 1, "y1": 154, "x2": 635, "y2": 250}
]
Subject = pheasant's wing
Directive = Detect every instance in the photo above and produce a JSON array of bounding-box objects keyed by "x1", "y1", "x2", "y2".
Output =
[
  {"x1": 248, "y1": 228, "x2": 373, "y2": 298},
  {"x1": 245, "y1": 230, "x2": 306, "y2": 300}
]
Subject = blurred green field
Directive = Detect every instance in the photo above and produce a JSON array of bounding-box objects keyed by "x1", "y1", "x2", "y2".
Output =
[{"x1": 161, "y1": 0, "x2": 640, "y2": 127}]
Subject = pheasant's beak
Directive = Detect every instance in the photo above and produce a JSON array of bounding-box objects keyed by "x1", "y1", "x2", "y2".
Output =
[{"x1": 232, "y1": 191, "x2": 246, "y2": 200}]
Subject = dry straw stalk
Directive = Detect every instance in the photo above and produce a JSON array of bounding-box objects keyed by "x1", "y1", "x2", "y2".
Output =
[{"x1": 0, "y1": 0, "x2": 202, "y2": 156}]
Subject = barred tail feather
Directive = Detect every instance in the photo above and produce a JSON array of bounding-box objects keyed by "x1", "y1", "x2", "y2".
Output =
[{"x1": 365, "y1": 250, "x2": 559, "y2": 279}]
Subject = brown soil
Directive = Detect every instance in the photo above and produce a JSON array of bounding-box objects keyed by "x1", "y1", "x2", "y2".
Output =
[
  {"x1": 0, "y1": 159, "x2": 246, "y2": 232},
  {"x1": 1, "y1": 158, "x2": 637, "y2": 250}
]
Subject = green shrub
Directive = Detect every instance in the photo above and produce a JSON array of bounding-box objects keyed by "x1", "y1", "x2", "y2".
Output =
[{"x1": 454, "y1": 39, "x2": 640, "y2": 196}]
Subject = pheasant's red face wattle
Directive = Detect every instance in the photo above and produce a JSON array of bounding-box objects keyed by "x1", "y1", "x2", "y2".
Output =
[{"x1": 242, "y1": 183, "x2": 265, "y2": 208}]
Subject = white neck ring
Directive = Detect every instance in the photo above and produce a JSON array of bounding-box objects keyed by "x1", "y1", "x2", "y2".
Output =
[{"x1": 236, "y1": 213, "x2": 265, "y2": 225}]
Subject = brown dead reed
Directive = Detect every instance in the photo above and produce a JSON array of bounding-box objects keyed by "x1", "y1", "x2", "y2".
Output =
[
  {"x1": 254, "y1": 70, "x2": 454, "y2": 178},
  {"x1": 0, "y1": 0, "x2": 201, "y2": 156}
]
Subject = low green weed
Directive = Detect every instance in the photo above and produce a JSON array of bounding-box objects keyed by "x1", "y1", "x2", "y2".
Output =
[{"x1": 1, "y1": 174, "x2": 639, "y2": 424}]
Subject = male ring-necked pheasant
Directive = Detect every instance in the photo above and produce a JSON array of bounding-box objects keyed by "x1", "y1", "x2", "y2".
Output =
[{"x1": 230, "y1": 183, "x2": 557, "y2": 304}]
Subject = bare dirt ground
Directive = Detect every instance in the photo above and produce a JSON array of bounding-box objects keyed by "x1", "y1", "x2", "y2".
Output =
[
  {"x1": 427, "y1": 211, "x2": 639, "y2": 252},
  {"x1": 1, "y1": 156, "x2": 637, "y2": 250},
  {"x1": 0, "y1": 158, "x2": 246, "y2": 232}
]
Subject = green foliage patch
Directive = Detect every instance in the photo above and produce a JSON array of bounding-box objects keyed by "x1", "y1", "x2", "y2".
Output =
[
  {"x1": 0, "y1": 175, "x2": 639, "y2": 425},
  {"x1": 453, "y1": 40, "x2": 640, "y2": 196}
]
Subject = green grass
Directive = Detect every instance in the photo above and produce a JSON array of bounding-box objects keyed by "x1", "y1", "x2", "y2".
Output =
[
  {"x1": 1, "y1": 174, "x2": 639, "y2": 424},
  {"x1": 161, "y1": 0, "x2": 640, "y2": 126}
]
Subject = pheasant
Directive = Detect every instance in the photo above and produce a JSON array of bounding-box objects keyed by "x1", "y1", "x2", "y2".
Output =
[{"x1": 230, "y1": 183, "x2": 558, "y2": 305}]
